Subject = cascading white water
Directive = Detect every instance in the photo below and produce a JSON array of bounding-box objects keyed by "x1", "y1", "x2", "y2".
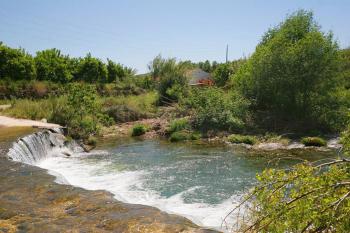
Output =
[{"x1": 7, "y1": 128, "x2": 83, "y2": 165}]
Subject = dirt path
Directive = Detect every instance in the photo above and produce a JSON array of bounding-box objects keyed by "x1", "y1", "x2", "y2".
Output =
[{"x1": 0, "y1": 115, "x2": 61, "y2": 128}]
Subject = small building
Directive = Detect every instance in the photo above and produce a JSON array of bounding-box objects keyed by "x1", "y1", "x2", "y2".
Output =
[{"x1": 186, "y1": 68, "x2": 214, "y2": 86}]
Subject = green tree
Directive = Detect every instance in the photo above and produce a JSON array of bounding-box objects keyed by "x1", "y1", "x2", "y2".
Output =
[
  {"x1": 106, "y1": 58, "x2": 134, "y2": 83},
  {"x1": 149, "y1": 55, "x2": 188, "y2": 105},
  {"x1": 0, "y1": 42, "x2": 36, "y2": 80},
  {"x1": 75, "y1": 53, "x2": 107, "y2": 83},
  {"x1": 233, "y1": 10, "x2": 343, "y2": 131},
  {"x1": 35, "y1": 48, "x2": 73, "y2": 83},
  {"x1": 199, "y1": 60, "x2": 211, "y2": 72},
  {"x1": 65, "y1": 83, "x2": 101, "y2": 139},
  {"x1": 340, "y1": 48, "x2": 350, "y2": 89},
  {"x1": 212, "y1": 60, "x2": 244, "y2": 87}
]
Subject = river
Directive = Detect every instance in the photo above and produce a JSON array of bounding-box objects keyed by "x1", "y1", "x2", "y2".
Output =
[{"x1": 34, "y1": 137, "x2": 336, "y2": 231}]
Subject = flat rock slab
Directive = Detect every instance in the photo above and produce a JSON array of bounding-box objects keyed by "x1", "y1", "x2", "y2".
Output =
[{"x1": 0, "y1": 116, "x2": 60, "y2": 128}]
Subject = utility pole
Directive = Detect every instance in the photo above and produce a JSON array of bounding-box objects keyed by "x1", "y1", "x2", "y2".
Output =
[{"x1": 226, "y1": 44, "x2": 228, "y2": 63}]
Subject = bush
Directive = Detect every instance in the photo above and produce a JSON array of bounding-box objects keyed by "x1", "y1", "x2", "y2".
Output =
[
  {"x1": 301, "y1": 136, "x2": 326, "y2": 147},
  {"x1": 166, "y1": 118, "x2": 190, "y2": 134},
  {"x1": 227, "y1": 134, "x2": 257, "y2": 145},
  {"x1": 86, "y1": 136, "x2": 97, "y2": 146},
  {"x1": 169, "y1": 130, "x2": 201, "y2": 142},
  {"x1": 149, "y1": 55, "x2": 189, "y2": 105},
  {"x1": 102, "y1": 92, "x2": 157, "y2": 123},
  {"x1": 184, "y1": 87, "x2": 250, "y2": 132},
  {"x1": 131, "y1": 124, "x2": 147, "y2": 136}
]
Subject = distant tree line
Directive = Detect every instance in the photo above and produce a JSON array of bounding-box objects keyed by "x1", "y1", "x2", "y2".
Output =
[{"x1": 0, "y1": 42, "x2": 135, "y2": 83}]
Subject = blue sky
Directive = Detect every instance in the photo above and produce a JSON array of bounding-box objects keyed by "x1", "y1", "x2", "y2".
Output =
[{"x1": 1, "y1": 0, "x2": 349, "y2": 73}]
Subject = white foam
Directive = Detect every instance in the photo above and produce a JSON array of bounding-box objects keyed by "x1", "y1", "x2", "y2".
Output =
[{"x1": 37, "y1": 155, "x2": 242, "y2": 232}]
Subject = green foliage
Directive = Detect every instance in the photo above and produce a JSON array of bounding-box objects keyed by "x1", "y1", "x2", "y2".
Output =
[
  {"x1": 35, "y1": 48, "x2": 73, "y2": 83},
  {"x1": 0, "y1": 42, "x2": 36, "y2": 80},
  {"x1": 0, "y1": 80, "x2": 63, "y2": 99},
  {"x1": 301, "y1": 136, "x2": 327, "y2": 147},
  {"x1": 184, "y1": 87, "x2": 250, "y2": 132},
  {"x1": 149, "y1": 55, "x2": 189, "y2": 105},
  {"x1": 227, "y1": 134, "x2": 257, "y2": 145},
  {"x1": 212, "y1": 60, "x2": 244, "y2": 87},
  {"x1": 233, "y1": 10, "x2": 344, "y2": 131},
  {"x1": 106, "y1": 59, "x2": 134, "y2": 83},
  {"x1": 169, "y1": 131, "x2": 189, "y2": 142},
  {"x1": 341, "y1": 117, "x2": 350, "y2": 156},
  {"x1": 240, "y1": 162, "x2": 350, "y2": 233},
  {"x1": 0, "y1": 42, "x2": 136, "y2": 85},
  {"x1": 2, "y1": 98, "x2": 56, "y2": 120},
  {"x1": 233, "y1": 115, "x2": 350, "y2": 233},
  {"x1": 197, "y1": 60, "x2": 218, "y2": 73},
  {"x1": 57, "y1": 83, "x2": 113, "y2": 139},
  {"x1": 340, "y1": 48, "x2": 350, "y2": 89},
  {"x1": 131, "y1": 124, "x2": 147, "y2": 136},
  {"x1": 166, "y1": 118, "x2": 190, "y2": 134},
  {"x1": 102, "y1": 92, "x2": 157, "y2": 123},
  {"x1": 169, "y1": 130, "x2": 200, "y2": 142},
  {"x1": 75, "y1": 53, "x2": 107, "y2": 83},
  {"x1": 86, "y1": 135, "x2": 97, "y2": 146}
]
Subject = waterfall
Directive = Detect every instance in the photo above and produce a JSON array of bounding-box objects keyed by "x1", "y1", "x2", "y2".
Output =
[{"x1": 7, "y1": 128, "x2": 83, "y2": 165}]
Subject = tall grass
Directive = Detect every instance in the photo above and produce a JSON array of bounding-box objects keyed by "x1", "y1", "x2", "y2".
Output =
[
  {"x1": 1, "y1": 97, "x2": 68, "y2": 122},
  {"x1": 2, "y1": 92, "x2": 158, "y2": 125},
  {"x1": 102, "y1": 92, "x2": 158, "y2": 114}
]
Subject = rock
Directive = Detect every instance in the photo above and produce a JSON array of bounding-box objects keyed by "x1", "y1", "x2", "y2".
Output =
[
  {"x1": 62, "y1": 151, "x2": 72, "y2": 157},
  {"x1": 327, "y1": 138, "x2": 342, "y2": 149},
  {"x1": 286, "y1": 142, "x2": 305, "y2": 149},
  {"x1": 253, "y1": 142, "x2": 285, "y2": 151}
]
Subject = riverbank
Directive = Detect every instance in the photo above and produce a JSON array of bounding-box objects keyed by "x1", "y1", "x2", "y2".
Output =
[
  {"x1": 99, "y1": 117, "x2": 342, "y2": 153},
  {"x1": 0, "y1": 115, "x2": 60, "y2": 128}
]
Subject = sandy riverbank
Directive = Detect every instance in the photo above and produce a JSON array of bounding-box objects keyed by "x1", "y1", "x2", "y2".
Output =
[{"x1": 0, "y1": 115, "x2": 61, "y2": 128}]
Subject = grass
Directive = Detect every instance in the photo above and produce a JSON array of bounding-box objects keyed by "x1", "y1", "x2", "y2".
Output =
[
  {"x1": 169, "y1": 130, "x2": 201, "y2": 142},
  {"x1": 102, "y1": 92, "x2": 158, "y2": 123},
  {"x1": 102, "y1": 92, "x2": 158, "y2": 114},
  {"x1": 131, "y1": 124, "x2": 147, "y2": 136},
  {"x1": 262, "y1": 133, "x2": 291, "y2": 145},
  {"x1": 301, "y1": 137, "x2": 327, "y2": 147},
  {"x1": 1, "y1": 97, "x2": 67, "y2": 121},
  {"x1": 166, "y1": 118, "x2": 190, "y2": 134},
  {"x1": 227, "y1": 134, "x2": 257, "y2": 145}
]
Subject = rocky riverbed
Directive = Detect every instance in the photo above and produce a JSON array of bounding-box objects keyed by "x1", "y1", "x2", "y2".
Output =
[{"x1": 0, "y1": 127, "x2": 217, "y2": 233}]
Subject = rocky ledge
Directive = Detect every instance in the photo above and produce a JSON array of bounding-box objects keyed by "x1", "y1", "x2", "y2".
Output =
[
  {"x1": 0, "y1": 159, "x2": 218, "y2": 233},
  {"x1": 0, "y1": 128, "x2": 218, "y2": 233}
]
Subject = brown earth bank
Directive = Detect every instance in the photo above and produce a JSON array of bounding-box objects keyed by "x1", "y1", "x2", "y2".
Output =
[{"x1": 0, "y1": 128, "x2": 218, "y2": 233}]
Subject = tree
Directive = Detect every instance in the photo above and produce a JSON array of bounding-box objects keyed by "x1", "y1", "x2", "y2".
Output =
[
  {"x1": 198, "y1": 60, "x2": 218, "y2": 73},
  {"x1": 0, "y1": 43, "x2": 36, "y2": 80},
  {"x1": 212, "y1": 60, "x2": 244, "y2": 87},
  {"x1": 233, "y1": 10, "x2": 343, "y2": 131},
  {"x1": 106, "y1": 59, "x2": 134, "y2": 83},
  {"x1": 340, "y1": 48, "x2": 350, "y2": 89},
  {"x1": 149, "y1": 55, "x2": 189, "y2": 105},
  {"x1": 74, "y1": 53, "x2": 107, "y2": 83},
  {"x1": 35, "y1": 48, "x2": 73, "y2": 83},
  {"x1": 65, "y1": 83, "x2": 101, "y2": 139}
]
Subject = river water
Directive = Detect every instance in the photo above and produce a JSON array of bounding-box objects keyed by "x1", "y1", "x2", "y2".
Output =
[{"x1": 35, "y1": 137, "x2": 336, "y2": 231}]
